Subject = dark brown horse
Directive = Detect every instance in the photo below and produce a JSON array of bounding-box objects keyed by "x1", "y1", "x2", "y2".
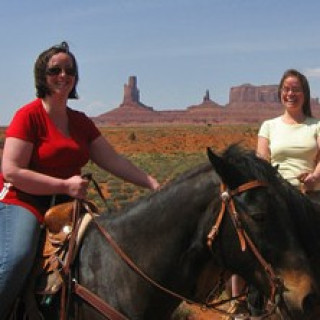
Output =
[{"x1": 39, "y1": 144, "x2": 320, "y2": 319}]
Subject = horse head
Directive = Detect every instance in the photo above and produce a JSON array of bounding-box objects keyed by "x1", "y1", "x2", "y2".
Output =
[{"x1": 206, "y1": 144, "x2": 320, "y2": 319}]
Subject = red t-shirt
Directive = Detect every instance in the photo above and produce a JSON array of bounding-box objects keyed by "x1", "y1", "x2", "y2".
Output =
[{"x1": 0, "y1": 98, "x2": 101, "y2": 222}]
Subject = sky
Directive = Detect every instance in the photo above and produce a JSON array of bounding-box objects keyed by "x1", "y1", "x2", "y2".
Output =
[{"x1": 1, "y1": 0, "x2": 320, "y2": 125}]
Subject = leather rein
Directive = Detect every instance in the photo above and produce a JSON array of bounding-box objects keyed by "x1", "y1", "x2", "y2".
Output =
[{"x1": 65, "y1": 178, "x2": 285, "y2": 320}]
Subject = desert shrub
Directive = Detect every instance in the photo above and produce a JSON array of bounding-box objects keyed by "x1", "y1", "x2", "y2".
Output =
[{"x1": 129, "y1": 132, "x2": 137, "y2": 142}]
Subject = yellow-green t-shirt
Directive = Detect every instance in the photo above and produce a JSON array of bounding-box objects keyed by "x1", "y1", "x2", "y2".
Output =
[{"x1": 258, "y1": 116, "x2": 320, "y2": 188}]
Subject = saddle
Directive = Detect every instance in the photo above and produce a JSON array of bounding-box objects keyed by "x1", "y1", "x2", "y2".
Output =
[{"x1": 36, "y1": 199, "x2": 99, "y2": 295}]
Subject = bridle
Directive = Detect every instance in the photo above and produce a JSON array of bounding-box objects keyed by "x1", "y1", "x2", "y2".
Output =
[{"x1": 207, "y1": 180, "x2": 287, "y2": 317}]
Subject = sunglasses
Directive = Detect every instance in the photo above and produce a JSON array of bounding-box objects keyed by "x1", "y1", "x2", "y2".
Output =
[{"x1": 46, "y1": 66, "x2": 76, "y2": 76}]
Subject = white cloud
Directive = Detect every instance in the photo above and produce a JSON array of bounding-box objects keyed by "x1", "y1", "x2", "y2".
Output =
[
  {"x1": 304, "y1": 68, "x2": 320, "y2": 78},
  {"x1": 70, "y1": 99, "x2": 114, "y2": 117}
]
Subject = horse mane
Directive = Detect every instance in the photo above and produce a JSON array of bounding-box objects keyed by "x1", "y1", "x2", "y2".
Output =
[
  {"x1": 221, "y1": 143, "x2": 281, "y2": 186},
  {"x1": 168, "y1": 162, "x2": 214, "y2": 185},
  {"x1": 103, "y1": 161, "x2": 217, "y2": 219},
  {"x1": 221, "y1": 143, "x2": 320, "y2": 256}
]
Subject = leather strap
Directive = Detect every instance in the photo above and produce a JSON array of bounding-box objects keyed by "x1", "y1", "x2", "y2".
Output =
[{"x1": 73, "y1": 282, "x2": 129, "y2": 320}]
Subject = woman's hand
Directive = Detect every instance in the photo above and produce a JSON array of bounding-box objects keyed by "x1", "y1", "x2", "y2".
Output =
[
  {"x1": 147, "y1": 175, "x2": 161, "y2": 191},
  {"x1": 64, "y1": 175, "x2": 89, "y2": 199},
  {"x1": 298, "y1": 172, "x2": 318, "y2": 191}
]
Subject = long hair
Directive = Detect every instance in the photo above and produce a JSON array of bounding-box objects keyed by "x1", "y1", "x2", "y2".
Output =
[{"x1": 34, "y1": 41, "x2": 79, "y2": 99}]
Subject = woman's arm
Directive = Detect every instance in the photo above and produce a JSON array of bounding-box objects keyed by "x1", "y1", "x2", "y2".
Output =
[
  {"x1": 89, "y1": 135, "x2": 160, "y2": 190},
  {"x1": 256, "y1": 136, "x2": 271, "y2": 161},
  {"x1": 2, "y1": 137, "x2": 88, "y2": 198},
  {"x1": 300, "y1": 136, "x2": 320, "y2": 190}
]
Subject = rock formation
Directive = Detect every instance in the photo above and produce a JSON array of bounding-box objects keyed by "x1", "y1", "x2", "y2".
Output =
[
  {"x1": 122, "y1": 76, "x2": 140, "y2": 105},
  {"x1": 92, "y1": 76, "x2": 320, "y2": 126},
  {"x1": 229, "y1": 84, "x2": 279, "y2": 103},
  {"x1": 203, "y1": 89, "x2": 211, "y2": 102},
  {"x1": 119, "y1": 76, "x2": 153, "y2": 111},
  {"x1": 93, "y1": 76, "x2": 157, "y2": 126}
]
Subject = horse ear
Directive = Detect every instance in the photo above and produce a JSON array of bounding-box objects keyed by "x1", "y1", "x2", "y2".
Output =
[
  {"x1": 207, "y1": 147, "x2": 228, "y2": 179},
  {"x1": 207, "y1": 147, "x2": 222, "y2": 169},
  {"x1": 207, "y1": 147, "x2": 241, "y2": 189}
]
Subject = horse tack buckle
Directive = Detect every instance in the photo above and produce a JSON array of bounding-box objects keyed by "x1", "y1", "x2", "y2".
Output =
[{"x1": 220, "y1": 190, "x2": 230, "y2": 202}]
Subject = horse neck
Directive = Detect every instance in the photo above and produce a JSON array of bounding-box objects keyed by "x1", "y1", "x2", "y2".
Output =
[
  {"x1": 106, "y1": 168, "x2": 219, "y2": 278},
  {"x1": 130, "y1": 169, "x2": 214, "y2": 231}
]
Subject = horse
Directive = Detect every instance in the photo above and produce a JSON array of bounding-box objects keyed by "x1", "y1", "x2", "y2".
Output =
[{"x1": 39, "y1": 144, "x2": 320, "y2": 320}]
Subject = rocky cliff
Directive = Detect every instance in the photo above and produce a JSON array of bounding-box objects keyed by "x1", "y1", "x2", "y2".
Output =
[{"x1": 92, "y1": 76, "x2": 320, "y2": 126}]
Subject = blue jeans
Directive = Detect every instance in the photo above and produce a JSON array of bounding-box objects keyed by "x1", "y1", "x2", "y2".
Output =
[{"x1": 0, "y1": 203, "x2": 41, "y2": 319}]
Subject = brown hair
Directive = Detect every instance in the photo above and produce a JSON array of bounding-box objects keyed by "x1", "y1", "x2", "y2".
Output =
[
  {"x1": 278, "y1": 69, "x2": 311, "y2": 117},
  {"x1": 34, "y1": 41, "x2": 79, "y2": 99}
]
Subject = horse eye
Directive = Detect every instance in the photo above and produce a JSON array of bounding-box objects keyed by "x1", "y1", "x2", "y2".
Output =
[{"x1": 248, "y1": 211, "x2": 265, "y2": 222}]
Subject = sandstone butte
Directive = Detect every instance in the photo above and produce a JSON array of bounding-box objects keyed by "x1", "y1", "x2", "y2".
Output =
[{"x1": 91, "y1": 76, "x2": 320, "y2": 126}]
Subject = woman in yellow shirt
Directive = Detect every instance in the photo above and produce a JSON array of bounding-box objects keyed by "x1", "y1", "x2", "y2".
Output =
[{"x1": 257, "y1": 68, "x2": 320, "y2": 193}]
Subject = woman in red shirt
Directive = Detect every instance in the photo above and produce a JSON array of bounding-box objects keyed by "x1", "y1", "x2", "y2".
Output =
[{"x1": 0, "y1": 41, "x2": 159, "y2": 318}]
